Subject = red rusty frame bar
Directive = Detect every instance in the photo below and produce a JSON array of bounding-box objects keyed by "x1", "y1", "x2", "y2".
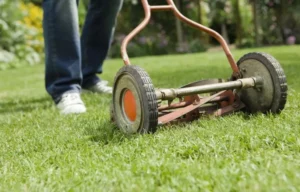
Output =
[
  {"x1": 158, "y1": 101, "x2": 192, "y2": 111},
  {"x1": 157, "y1": 100, "x2": 243, "y2": 124},
  {"x1": 158, "y1": 95, "x2": 229, "y2": 111},
  {"x1": 158, "y1": 91, "x2": 226, "y2": 124},
  {"x1": 121, "y1": 0, "x2": 240, "y2": 76},
  {"x1": 211, "y1": 102, "x2": 245, "y2": 116}
]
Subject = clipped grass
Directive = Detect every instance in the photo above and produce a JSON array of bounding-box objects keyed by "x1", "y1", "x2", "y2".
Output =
[{"x1": 0, "y1": 45, "x2": 300, "y2": 191}]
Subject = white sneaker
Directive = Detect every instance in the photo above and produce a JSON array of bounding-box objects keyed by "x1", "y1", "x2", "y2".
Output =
[
  {"x1": 84, "y1": 81, "x2": 113, "y2": 94},
  {"x1": 56, "y1": 92, "x2": 86, "y2": 114}
]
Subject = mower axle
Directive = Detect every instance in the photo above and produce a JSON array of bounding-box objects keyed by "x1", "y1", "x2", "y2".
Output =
[{"x1": 155, "y1": 77, "x2": 262, "y2": 100}]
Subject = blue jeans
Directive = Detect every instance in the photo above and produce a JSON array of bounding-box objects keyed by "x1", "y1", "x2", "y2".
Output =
[{"x1": 42, "y1": 0, "x2": 123, "y2": 103}]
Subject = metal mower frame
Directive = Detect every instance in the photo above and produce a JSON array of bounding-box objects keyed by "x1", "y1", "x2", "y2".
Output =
[{"x1": 111, "y1": 0, "x2": 288, "y2": 134}]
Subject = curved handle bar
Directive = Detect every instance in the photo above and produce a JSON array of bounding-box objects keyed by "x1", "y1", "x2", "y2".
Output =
[{"x1": 120, "y1": 0, "x2": 240, "y2": 77}]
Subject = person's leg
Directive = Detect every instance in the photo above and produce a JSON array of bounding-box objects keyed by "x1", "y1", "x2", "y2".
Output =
[
  {"x1": 42, "y1": 0, "x2": 82, "y2": 103},
  {"x1": 80, "y1": 0, "x2": 123, "y2": 88}
]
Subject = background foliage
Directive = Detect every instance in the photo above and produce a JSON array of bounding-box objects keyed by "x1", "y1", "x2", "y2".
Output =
[
  {"x1": 0, "y1": 0, "x2": 300, "y2": 70},
  {"x1": 0, "y1": 0, "x2": 43, "y2": 70}
]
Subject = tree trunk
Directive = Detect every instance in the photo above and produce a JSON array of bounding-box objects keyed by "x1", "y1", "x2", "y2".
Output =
[
  {"x1": 221, "y1": 23, "x2": 229, "y2": 44},
  {"x1": 175, "y1": 0, "x2": 184, "y2": 47},
  {"x1": 277, "y1": 0, "x2": 288, "y2": 43},
  {"x1": 252, "y1": 0, "x2": 261, "y2": 46},
  {"x1": 197, "y1": 0, "x2": 202, "y2": 24},
  {"x1": 232, "y1": 0, "x2": 242, "y2": 47},
  {"x1": 83, "y1": 0, "x2": 89, "y2": 9}
]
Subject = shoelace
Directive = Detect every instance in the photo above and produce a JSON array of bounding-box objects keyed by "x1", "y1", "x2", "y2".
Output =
[{"x1": 61, "y1": 94, "x2": 82, "y2": 104}]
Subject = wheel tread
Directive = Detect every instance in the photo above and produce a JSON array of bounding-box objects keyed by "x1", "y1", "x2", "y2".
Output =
[
  {"x1": 237, "y1": 52, "x2": 288, "y2": 113},
  {"x1": 113, "y1": 65, "x2": 158, "y2": 133}
]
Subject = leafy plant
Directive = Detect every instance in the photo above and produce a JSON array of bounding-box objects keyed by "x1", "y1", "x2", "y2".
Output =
[{"x1": 0, "y1": 0, "x2": 43, "y2": 70}]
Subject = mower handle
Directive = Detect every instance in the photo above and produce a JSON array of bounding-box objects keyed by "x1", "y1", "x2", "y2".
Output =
[{"x1": 121, "y1": 0, "x2": 240, "y2": 77}]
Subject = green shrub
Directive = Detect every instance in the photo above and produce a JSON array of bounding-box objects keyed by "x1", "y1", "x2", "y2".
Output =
[{"x1": 0, "y1": 0, "x2": 43, "y2": 70}]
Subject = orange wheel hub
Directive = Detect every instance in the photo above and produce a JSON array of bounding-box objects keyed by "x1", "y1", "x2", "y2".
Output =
[{"x1": 123, "y1": 90, "x2": 137, "y2": 121}]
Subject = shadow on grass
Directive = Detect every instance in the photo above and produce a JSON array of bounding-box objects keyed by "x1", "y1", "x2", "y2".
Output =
[
  {"x1": 0, "y1": 96, "x2": 52, "y2": 114},
  {"x1": 84, "y1": 120, "x2": 140, "y2": 145},
  {"x1": 83, "y1": 112, "x2": 260, "y2": 145}
]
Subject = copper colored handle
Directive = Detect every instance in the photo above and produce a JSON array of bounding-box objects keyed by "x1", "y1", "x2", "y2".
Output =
[{"x1": 121, "y1": 0, "x2": 240, "y2": 75}]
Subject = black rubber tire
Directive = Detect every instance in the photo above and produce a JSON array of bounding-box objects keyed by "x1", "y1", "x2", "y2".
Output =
[
  {"x1": 237, "y1": 52, "x2": 288, "y2": 114},
  {"x1": 112, "y1": 65, "x2": 158, "y2": 134}
]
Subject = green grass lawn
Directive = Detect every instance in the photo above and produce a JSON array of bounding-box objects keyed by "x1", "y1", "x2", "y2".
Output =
[{"x1": 1, "y1": 45, "x2": 300, "y2": 191}]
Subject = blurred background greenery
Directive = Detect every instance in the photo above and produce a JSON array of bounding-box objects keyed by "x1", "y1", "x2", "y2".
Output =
[{"x1": 0, "y1": 0, "x2": 300, "y2": 70}]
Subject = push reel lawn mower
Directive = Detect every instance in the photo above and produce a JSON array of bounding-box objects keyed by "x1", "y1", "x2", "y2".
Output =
[{"x1": 111, "y1": 0, "x2": 288, "y2": 134}]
